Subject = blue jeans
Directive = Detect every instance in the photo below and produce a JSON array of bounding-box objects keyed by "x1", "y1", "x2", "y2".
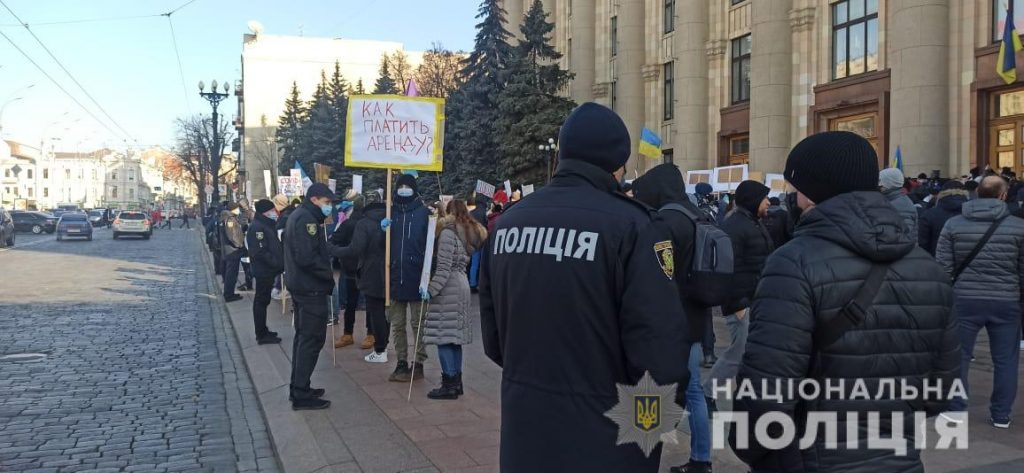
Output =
[
  {"x1": 437, "y1": 344, "x2": 463, "y2": 376},
  {"x1": 469, "y1": 250, "x2": 482, "y2": 288},
  {"x1": 685, "y1": 343, "x2": 711, "y2": 462},
  {"x1": 948, "y1": 298, "x2": 1021, "y2": 422}
]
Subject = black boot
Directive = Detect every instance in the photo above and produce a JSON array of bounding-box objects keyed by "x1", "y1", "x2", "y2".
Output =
[
  {"x1": 452, "y1": 372, "x2": 463, "y2": 395},
  {"x1": 427, "y1": 373, "x2": 460, "y2": 400}
]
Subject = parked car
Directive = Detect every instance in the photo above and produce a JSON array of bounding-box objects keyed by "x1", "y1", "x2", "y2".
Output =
[
  {"x1": 112, "y1": 211, "x2": 151, "y2": 240},
  {"x1": 56, "y1": 213, "x2": 93, "y2": 241},
  {"x1": 0, "y1": 208, "x2": 14, "y2": 247},
  {"x1": 87, "y1": 209, "x2": 109, "y2": 227},
  {"x1": 11, "y1": 211, "x2": 57, "y2": 234}
]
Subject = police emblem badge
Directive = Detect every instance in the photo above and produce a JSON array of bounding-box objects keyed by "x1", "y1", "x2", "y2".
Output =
[
  {"x1": 256, "y1": 232, "x2": 264, "y2": 240},
  {"x1": 653, "y1": 241, "x2": 674, "y2": 279},
  {"x1": 307, "y1": 223, "x2": 317, "y2": 236},
  {"x1": 604, "y1": 371, "x2": 683, "y2": 457}
]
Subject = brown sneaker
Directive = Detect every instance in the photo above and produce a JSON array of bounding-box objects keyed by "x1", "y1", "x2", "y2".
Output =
[
  {"x1": 360, "y1": 334, "x2": 375, "y2": 350},
  {"x1": 334, "y1": 334, "x2": 354, "y2": 348}
]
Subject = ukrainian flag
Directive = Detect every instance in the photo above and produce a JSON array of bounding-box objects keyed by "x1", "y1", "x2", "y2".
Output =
[
  {"x1": 891, "y1": 145, "x2": 904, "y2": 172},
  {"x1": 639, "y1": 128, "x2": 663, "y2": 158},
  {"x1": 998, "y1": 0, "x2": 1023, "y2": 85}
]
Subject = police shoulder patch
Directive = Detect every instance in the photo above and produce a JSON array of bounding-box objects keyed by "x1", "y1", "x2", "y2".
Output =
[
  {"x1": 256, "y1": 232, "x2": 264, "y2": 240},
  {"x1": 653, "y1": 240, "x2": 674, "y2": 280},
  {"x1": 307, "y1": 223, "x2": 318, "y2": 236}
]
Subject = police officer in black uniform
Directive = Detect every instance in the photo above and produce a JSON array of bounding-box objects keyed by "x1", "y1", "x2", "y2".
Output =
[
  {"x1": 479, "y1": 103, "x2": 690, "y2": 472},
  {"x1": 283, "y1": 183, "x2": 336, "y2": 410},
  {"x1": 246, "y1": 199, "x2": 284, "y2": 345},
  {"x1": 220, "y1": 202, "x2": 245, "y2": 302}
]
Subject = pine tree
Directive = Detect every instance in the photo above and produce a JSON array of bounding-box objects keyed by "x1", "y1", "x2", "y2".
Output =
[
  {"x1": 355, "y1": 79, "x2": 366, "y2": 95},
  {"x1": 442, "y1": 0, "x2": 515, "y2": 195},
  {"x1": 325, "y1": 62, "x2": 349, "y2": 171},
  {"x1": 372, "y1": 56, "x2": 399, "y2": 95},
  {"x1": 276, "y1": 82, "x2": 308, "y2": 175},
  {"x1": 304, "y1": 72, "x2": 335, "y2": 172},
  {"x1": 496, "y1": 0, "x2": 575, "y2": 184}
]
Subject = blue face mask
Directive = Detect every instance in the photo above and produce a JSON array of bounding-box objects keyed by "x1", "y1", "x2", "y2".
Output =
[
  {"x1": 264, "y1": 210, "x2": 279, "y2": 221},
  {"x1": 320, "y1": 204, "x2": 333, "y2": 217},
  {"x1": 397, "y1": 187, "x2": 414, "y2": 198}
]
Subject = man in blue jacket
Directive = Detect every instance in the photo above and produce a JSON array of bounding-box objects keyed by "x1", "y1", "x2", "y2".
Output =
[{"x1": 385, "y1": 174, "x2": 430, "y2": 382}]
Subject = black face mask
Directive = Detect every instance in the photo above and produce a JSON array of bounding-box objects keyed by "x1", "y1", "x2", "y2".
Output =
[{"x1": 785, "y1": 192, "x2": 802, "y2": 225}]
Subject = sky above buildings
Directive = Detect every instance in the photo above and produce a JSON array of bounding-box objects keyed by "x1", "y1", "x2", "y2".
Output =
[{"x1": 0, "y1": 0, "x2": 480, "y2": 152}]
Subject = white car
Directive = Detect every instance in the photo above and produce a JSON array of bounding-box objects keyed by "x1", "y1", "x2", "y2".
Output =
[{"x1": 112, "y1": 211, "x2": 152, "y2": 240}]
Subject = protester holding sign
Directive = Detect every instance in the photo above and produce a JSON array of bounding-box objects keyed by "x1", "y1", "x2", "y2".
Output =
[
  {"x1": 421, "y1": 199, "x2": 488, "y2": 400},
  {"x1": 380, "y1": 174, "x2": 430, "y2": 383}
]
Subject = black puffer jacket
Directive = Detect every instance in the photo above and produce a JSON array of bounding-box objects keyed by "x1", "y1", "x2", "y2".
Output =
[
  {"x1": 730, "y1": 191, "x2": 959, "y2": 473},
  {"x1": 330, "y1": 208, "x2": 365, "y2": 275},
  {"x1": 917, "y1": 190, "x2": 967, "y2": 255},
  {"x1": 328, "y1": 203, "x2": 387, "y2": 298},
  {"x1": 719, "y1": 206, "x2": 774, "y2": 313}
]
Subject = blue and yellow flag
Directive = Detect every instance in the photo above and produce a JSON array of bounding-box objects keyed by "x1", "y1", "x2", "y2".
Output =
[
  {"x1": 639, "y1": 128, "x2": 663, "y2": 158},
  {"x1": 891, "y1": 145, "x2": 903, "y2": 172},
  {"x1": 999, "y1": 1, "x2": 1023, "y2": 84}
]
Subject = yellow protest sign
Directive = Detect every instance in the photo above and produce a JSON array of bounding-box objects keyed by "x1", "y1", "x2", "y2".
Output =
[{"x1": 344, "y1": 95, "x2": 445, "y2": 171}]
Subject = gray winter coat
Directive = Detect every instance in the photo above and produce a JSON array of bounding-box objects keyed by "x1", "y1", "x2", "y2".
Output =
[
  {"x1": 935, "y1": 198, "x2": 1024, "y2": 301},
  {"x1": 883, "y1": 188, "x2": 919, "y2": 237},
  {"x1": 422, "y1": 222, "x2": 483, "y2": 346}
]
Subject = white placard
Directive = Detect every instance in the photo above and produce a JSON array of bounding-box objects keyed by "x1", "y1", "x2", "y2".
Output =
[
  {"x1": 218, "y1": 184, "x2": 227, "y2": 196},
  {"x1": 263, "y1": 170, "x2": 272, "y2": 197},
  {"x1": 764, "y1": 173, "x2": 787, "y2": 197},
  {"x1": 439, "y1": 194, "x2": 454, "y2": 209},
  {"x1": 475, "y1": 180, "x2": 495, "y2": 198},
  {"x1": 522, "y1": 184, "x2": 535, "y2": 196},
  {"x1": 289, "y1": 169, "x2": 301, "y2": 181},
  {"x1": 352, "y1": 174, "x2": 363, "y2": 193},
  {"x1": 277, "y1": 176, "x2": 301, "y2": 198},
  {"x1": 503, "y1": 180, "x2": 511, "y2": 195},
  {"x1": 419, "y1": 215, "x2": 439, "y2": 294},
  {"x1": 327, "y1": 179, "x2": 337, "y2": 193},
  {"x1": 345, "y1": 96, "x2": 443, "y2": 170},
  {"x1": 685, "y1": 170, "x2": 713, "y2": 194},
  {"x1": 711, "y1": 164, "x2": 749, "y2": 193}
]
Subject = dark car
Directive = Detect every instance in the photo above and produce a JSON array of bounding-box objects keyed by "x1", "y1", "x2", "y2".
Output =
[
  {"x1": 11, "y1": 211, "x2": 58, "y2": 234},
  {"x1": 57, "y1": 213, "x2": 94, "y2": 241},
  {"x1": 87, "y1": 209, "x2": 109, "y2": 227},
  {"x1": 0, "y1": 209, "x2": 14, "y2": 248}
]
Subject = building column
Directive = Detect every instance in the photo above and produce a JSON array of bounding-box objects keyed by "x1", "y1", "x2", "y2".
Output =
[
  {"x1": 675, "y1": 0, "x2": 709, "y2": 172},
  {"x1": 749, "y1": 0, "x2": 792, "y2": 173},
  {"x1": 889, "y1": 0, "x2": 949, "y2": 176},
  {"x1": 505, "y1": 0, "x2": 524, "y2": 37},
  {"x1": 569, "y1": 0, "x2": 596, "y2": 104},
  {"x1": 618, "y1": 0, "x2": 646, "y2": 176}
]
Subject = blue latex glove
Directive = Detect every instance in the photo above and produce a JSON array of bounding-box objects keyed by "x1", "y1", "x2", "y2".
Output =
[
  {"x1": 380, "y1": 218, "x2": 391, "y2": 231},
  {"x1": 419, "y1": 287, "x2": 430, "y2": 301}
]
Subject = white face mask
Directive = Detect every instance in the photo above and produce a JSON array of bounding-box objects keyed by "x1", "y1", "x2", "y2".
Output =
[{"x1": 397, "y1": 187, "x2": 414, "y2": 197}]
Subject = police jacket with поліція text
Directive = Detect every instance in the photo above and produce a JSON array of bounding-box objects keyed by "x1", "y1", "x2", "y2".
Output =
[
  {"x1": 478, "y1": 159, "x2": 689, "y2": 473},
  {"x1": 283, "y1": 200, "x2": 334, "y2": 296}
]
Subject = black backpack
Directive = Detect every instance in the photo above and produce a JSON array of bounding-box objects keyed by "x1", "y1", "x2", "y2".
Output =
[{"x1": 660, "y1": 203, "x2": 734, "y2": 308}]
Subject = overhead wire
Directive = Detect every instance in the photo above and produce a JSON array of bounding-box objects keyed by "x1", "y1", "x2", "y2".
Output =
[
  {"x1": 0, "y1": 13, "x2": 162, "y2": 28},
  {"x1": 164, "y1": 15, "x2": 192, "y2": 114},
  {"x1": 1, "y1": 0, "x2": 134, "y2": 141}
]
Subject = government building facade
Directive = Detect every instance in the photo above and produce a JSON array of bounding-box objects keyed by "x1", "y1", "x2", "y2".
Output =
[{"x1": 502, "y1": 0, "x2": 1022, "y2": 179}]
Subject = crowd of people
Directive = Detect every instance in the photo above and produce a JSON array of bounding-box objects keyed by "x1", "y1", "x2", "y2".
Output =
[{"x1": 201, "y1": 102, "x2": 1021, "y2": 473}]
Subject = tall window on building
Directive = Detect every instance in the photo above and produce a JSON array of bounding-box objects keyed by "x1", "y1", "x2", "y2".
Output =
[
  {"x1": 731, "y1": 0, "x2": 748, "y2": 5},
  {"x1": 112, "y1": 186, "x2": 118, "y2": 198},
  {"x1": 111, "y1": 171, "x2": 117, "y2": 180},
  {"x1": 43, "y1": 168, "x2": 48, "y2": 179},
  {"x1": 129, "y1": 188, "x2": 135, "y2": 198},
  {"x1": 27, "y1": 169, "x2": 32, "y2": 179},
  {"x1": 28, "y1": 188, "x2": 33, "y2": 197},
  {"x1": 663, "y1": 149, "x2": 674, "y2": 165},
  {"x1": 664, "y1": 0, "x2": 675, "y2": 34},
  {"x1": 994, "y1": 0, "x2": 1024, "y2": 41},
  {"x1": 832, "y1": 0, "x2": 878, "y2": 80},
  {"x1": 43, "y1": 187, "x2": 48, "y2": 198},
  {"x1": 664, "y1": 62, "x2": 675, "y2": 120},
  {"x1": 3, "y1": 169, "x2": 8, "y2": 178},
  {"x1": 728, "y1": 135, "x2": 750, "y2": 165},
  {"x1": 128, "y1": 170, "x2": 135, "y2": 181},
  {"x1": 610, "y1": 16, "x2": 618, "y2": 57},
  {"x1": 65, "y1": 169, "x2": 70, "y2": 179},
  {"x1": 731, "y1": 35, "x2": 751, "y2": 104}
]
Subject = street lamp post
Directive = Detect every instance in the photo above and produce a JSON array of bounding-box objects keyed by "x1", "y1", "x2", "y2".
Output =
[
  {"x1": 537, "y1": 137, "x2": 557, "y2": 183},
  {"x1": 198, "y1": 80, "x2": 230, "y2": 207},
  {"x1": 0, "y1": 83, "x2": 35, "y2": 137}
]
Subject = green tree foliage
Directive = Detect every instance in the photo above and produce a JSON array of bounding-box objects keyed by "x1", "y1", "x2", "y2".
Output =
[
  {"x1": 372, "y1": 56, "x2": 399, "y2": 95},
  {"x1": 276, "y1": 82, "x2": 308, "y2": 174}
]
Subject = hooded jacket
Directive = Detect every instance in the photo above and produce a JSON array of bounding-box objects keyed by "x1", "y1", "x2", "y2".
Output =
[
  {"x1": 283, "y1": 200, "x2": 334, "y2": 295},
  {"x1": 329, "y1": 203, "x2": 388, "y2": 298},
  {"x1": 479, "y1": 159, "x2": 689, "y2": 473},
  {"x1": 390, "y1": 197, "x2": 430, "y2": 302},
  {"x1": 633, "y1": 163, "x2": 707, "y2": 344},
  {"x1": 422, "y1": 218, "x2": 487, "y2": 346},
  {"x1": 917, "y1": 189, "x2": 967, "y2": 255},
  {"x1": 330, "y1": 207, "x2": 365, "y2": 275},
  {"x1": 883, "y1": 187, "x2": 920, "y2": 238},
  {"x1": 246, "y1": 213, "x2": 284, "y2": 278},
  {"x1": 730, "y1": 191, "x2": 959, "y2": 473},
  {"x1": 935, "y1": 198, "x2": 1024, "y2": 301}
]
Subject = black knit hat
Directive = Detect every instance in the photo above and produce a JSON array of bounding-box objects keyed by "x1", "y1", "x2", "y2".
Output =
[
  {"x1": 396, "y1": 173, "x2": 418, "y2": 194},
  {"x1": 784, "y1": 131, "x2": 879, "y2": 204},
  {"x1": 558, "y1": 102, "x2": 631, "y2": 173},
  {"x1": 735, "y1": 180, "x2": 770, "y2": 215},
  {"x1": 254, "y1": 199, "x2": 274, "y2": 214}
]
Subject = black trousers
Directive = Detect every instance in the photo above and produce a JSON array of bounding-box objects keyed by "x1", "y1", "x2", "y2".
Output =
[
  {"x1": 179, "y1": 218, "x2": 190, "y2": 229},
  {"x1": 241, "y1": 261, "x2": 253, "y2": 287},
  {"x1": 342, "y1": 278, "x2": 369, "y2": 335},
  {"x1": 290, "y1": 292, "x2": 330, "y2": 400},
  {"x1": 253, "y1": 276, "x2": 275, "y2": 338},
  {"x1": 365, "y1": 296, "x2": 389, "y2": 353},
  {"x1": 223, "y1": 250, "x2": 242, "y2": 297}
]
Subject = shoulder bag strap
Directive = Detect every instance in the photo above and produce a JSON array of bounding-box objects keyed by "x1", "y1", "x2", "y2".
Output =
[
  {"x1": 813, "y1": 263, "x2": 890, "y2": 350},
  {"x1": 951, "y1": 216, "x2": 1007, "y2": 283}
]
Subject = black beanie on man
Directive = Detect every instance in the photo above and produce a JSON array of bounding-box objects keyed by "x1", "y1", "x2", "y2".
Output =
[
  {"x1": 254, "y1": 199, "x2": 274, "y2": 214},
  {"x1": 735, "y1": 180, "x2": 770, "y2": 216},
  {"x1": 558, "y1": 102, "x2": 631, "y2": 173},
  {"x1": 784, "y1": 131, "x2": 879, "y2": 204}
]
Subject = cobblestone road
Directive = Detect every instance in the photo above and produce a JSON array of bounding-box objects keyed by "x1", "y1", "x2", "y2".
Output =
[{"x1": 0, "y1": 227, "x2": 279, "y2": 472}]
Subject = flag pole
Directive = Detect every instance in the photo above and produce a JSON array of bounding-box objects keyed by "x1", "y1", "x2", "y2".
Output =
[{"x1": 385, "y1": 169, "x2": 392, "y2": 307}]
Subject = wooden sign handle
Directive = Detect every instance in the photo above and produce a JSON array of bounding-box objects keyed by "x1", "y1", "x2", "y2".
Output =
[{"x1": 385, "y1": 169, "x2": 392, "y2": 306}]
